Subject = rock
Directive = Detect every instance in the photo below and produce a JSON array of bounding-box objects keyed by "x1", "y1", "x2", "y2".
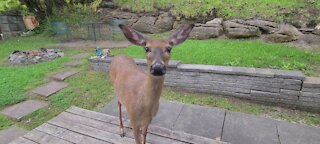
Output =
[
  {"x1": 154, "y1": 13, "x2": 175, "y2": 32},
  {"x1": 132, "y1": 14, "x2": 174, "y2": 33},
  {"x1": 132, "y1": 16, "x2": 157, "y2": 33},
  {"x1": 313, "y1": 24, "x2": 320, "y2": 35},
  {"x1": 299, "y1": 28, "x2": 314, "y2": 34},
  {"x1": 173, "y1": 19, "x2": 196, "y2": 29},
  {"x1": 8, "y1": 48, "x2": 63, "y2": 65},
  {"x1": 264, "y1": 24, "x2": 303, "y2": 43},
  {"x1": 298, "y1": 34, "x2": 320, "y2": 45},
  {"x1": 316, "y1": 23, "x2": 320, "y2": 30},
  {"x1": 244, "y1": 20, "x2": 279, "y2": 34},
  {"x1": 110, "y1": 10, "x2": 139, "y2": 19},
  {"x1": 223, "y1": 20, "x2": 261, "y2": 38},
  {"x1": 291, "y1": 34, "x2": 320, "y2": 50},
  {"x1": 206, "y1": 18, "x2": 223, "y2": 25},
  {"x1": 125, "y1": 19, "x2": 139, "y2": 26},
  {"x1": 190, "y1": 23, "x2": 223, "y2": 39}
]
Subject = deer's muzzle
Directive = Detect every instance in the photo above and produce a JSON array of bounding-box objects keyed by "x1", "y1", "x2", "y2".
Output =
[{"x1": 150, "y1": 62, "x2": 166, "y2": 76}]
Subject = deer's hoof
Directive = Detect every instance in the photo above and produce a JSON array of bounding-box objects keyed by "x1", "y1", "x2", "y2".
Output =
[{"x1": 120, "y1": 128, "x2": 125, "y2": 137}]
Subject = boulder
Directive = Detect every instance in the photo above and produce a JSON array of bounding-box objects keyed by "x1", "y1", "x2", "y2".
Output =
[
  {"x1": 154, "y1": 13, "x2": 175, "y2": 32},
  {"x1": 173, "y1": 19, "x2": 196, "y2": 29},
  {"x1": 244, "y1": 20, "x2": 279, "y2": 34},
  {"x1": 132, "y1": 16, "x2": 157, "y2": 33},
  {"x1": 223, "y1": 20, "x2": 261, "y2": 38},
  {"x1": 190, "y1": 23, "x2": 223, "y2": 39},
  {"x1": 298, "y1": 34, "x2": 320, "y2": 45},
  {"x1": 206, "y1": 18, "x2": 223, "y2": 25},
  {"x1": 132, "y1": 14, "x2": 175, "y2": 34},
  {"x1": 299, "y1": 28, "x2": 314, "y2": 34},
  {"x1": 110, "y1": 10, "x2": 139, "y2": 19},
  {"x1": 313, "y1": 29, "x2": 320, "y2": 35},
  {"x1": 264, "y1": 24, "x2": 303, "y2": 43},
  {"x1": 314, "y1": 24, "x2": 320, "y2": 35},
  {"x1": 316, "y1": 23, "x2": 320, "y2": 30},
  {"x1": 290, "y1": 34, "x2": 320, "y2": 50}
]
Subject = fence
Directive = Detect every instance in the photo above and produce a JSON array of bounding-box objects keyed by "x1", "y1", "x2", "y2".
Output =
[
  {"x1": 52, "y1": 19, "x2": 127, "y2": 41},
  {"x1": 0, "y1": 15, "x2": 25, "y2": 39}
]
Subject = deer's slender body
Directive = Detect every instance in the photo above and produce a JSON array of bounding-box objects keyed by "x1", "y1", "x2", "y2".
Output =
[
  {"x1": 109, "y1": 55, "x2": 163, "y2": 127},
  {"x1": 109, "y1": 24, "x2": 193, "y2": 144}
]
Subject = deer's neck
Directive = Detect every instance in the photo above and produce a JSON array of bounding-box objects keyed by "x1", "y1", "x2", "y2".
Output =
[{"x1": 140, "y1": 74, "x2": 164, "y2": 105}]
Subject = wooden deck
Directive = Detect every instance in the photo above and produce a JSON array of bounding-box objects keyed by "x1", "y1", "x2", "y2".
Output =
[{"x1": 9, "y1": 106, "x2": 227, "y2": 144}]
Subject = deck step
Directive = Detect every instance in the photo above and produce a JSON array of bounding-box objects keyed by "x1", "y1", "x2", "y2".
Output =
[{"x1": 9, "y1": 106, "x2": 228, "y2": 144}]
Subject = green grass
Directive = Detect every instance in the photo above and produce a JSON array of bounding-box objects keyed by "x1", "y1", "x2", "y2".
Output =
[
  {"x1": 0, "y1": 36, "x2": 115, "y2": 130},
  {"x1": 0, "y1": 36, "x2": 54, "y2": 63},
  {"x1": 0, "y1": 114, "x2": 15, "y2": 130},
  {"x1": 0, "y1": 36, "x2": 319, "y2": 131},
  {"x1": 18, "y1": 68, "x2": 115, "y2": 130},
  {"x1": 0, "y1": 36, "x2": 69, "y2": 109},
  {"x1": 112, "y1": 39, "x2": 320, "y2": 75},
  {"x1": 163, "y1": 88, "x2": 320, "y2": 126},
  {"x1": 115, "y1": 0, "x2": 320, "y2": 22}
]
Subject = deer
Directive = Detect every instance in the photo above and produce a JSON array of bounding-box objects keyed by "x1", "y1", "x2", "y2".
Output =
[{"x1": 109, "y1": 24, "x2": 194, "y2": 144}]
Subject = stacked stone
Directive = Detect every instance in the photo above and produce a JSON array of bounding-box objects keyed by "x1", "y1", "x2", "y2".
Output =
[
  {"x1": 164, "y1": 64, "x2": 305, "y2": 108},
  {"x1": 89, "y1": 57, "x2": 320, "y2": 112},
  {"x1": 300, "y1": 77, "x2": 320, "y2": 110}
]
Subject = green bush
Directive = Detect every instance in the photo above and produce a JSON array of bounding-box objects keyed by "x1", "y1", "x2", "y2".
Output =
[
  {"x1": 0, "y1": 0, "x2": 28, "y2": 15},
  {"x1": 41, "y1": 0, "x2": 102, "y2": 37}
]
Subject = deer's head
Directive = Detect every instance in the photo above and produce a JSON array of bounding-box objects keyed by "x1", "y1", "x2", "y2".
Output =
[{"x1": 119, "y1": 24, "x2": 194, "y2": 76}]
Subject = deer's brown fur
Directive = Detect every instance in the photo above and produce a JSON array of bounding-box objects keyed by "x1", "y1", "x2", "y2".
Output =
[{"x1": 109, "y1": 24, "x2": 194, "y2": 144}]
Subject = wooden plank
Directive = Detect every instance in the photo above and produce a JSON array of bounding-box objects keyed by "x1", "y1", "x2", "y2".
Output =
[
  {"x1": 47, "y1": 114, "x2": 136, "y2": 144},
  {"x1": 66, "y1": 106, "x2": 227, "y2": 144},
  {"x1": 36, "y1": 123, "x2": 110, "y2": 144},
  {"x1": 23, "y1": 129, "x2": 72, "y2": 144},
  {"x1": 59, "y1": 112, "x2": 187, "y2": 144},
  {"x1": 8, "y1": 137, "x2": 38, "y2": 144},
  {"x1": 66, "y1": 106, "x2": 121, "y2": 124}
]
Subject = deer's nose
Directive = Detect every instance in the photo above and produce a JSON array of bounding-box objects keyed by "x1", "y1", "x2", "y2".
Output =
[{"x1": 150, "y1": 63, "x2": 166, "y2": 76}]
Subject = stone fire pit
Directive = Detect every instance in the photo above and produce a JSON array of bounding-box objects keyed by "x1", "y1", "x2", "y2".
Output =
[{"x1": 8, "y1": 48, "x2": 64, "y2": 65}]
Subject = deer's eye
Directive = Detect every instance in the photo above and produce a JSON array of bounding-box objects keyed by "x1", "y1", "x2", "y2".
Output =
[
  {"x1": 145, "y1": 47, "x2": 151, "y2": 53},
  {"x1": 166, "y1": 47, "x2": 172, "y2": 53}
]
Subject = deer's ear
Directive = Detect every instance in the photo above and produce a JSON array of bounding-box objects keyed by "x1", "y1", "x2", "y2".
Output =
[
  {"x1": 119, "y1": 24, "x2": 147, "y2": 46},
  {"x1": 168, "y1": 24, "x2": 194, "y2": 46}
]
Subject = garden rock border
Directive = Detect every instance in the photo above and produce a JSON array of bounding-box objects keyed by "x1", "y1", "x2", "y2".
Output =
[{"x1": 101, "y1": 8, "x2": 320, "y2": 50}]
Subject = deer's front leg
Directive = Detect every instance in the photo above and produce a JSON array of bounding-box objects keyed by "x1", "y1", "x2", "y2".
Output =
[
  {"x1": 132, "y1": 124, "x2": 142, "y2": 144},
  {"x1": 118, "y1": 101, "x2": 125, "y2": 137},
  {"x1": 141, "y1": 125, "x2": 149, "y2": 144}
]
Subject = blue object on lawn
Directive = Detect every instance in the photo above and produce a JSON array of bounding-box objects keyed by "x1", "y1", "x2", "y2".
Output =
[{"x1": 96, "y1": 47, "x2": 102, "y2": 57}]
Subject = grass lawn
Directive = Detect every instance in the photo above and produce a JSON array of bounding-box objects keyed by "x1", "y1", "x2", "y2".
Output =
[
  {"x1": 0, "y1": 36, "x2": 319, "y2": 131},
  {"x1": 112, "y1": 39, "x2": 320, "y2": 76},
  {"x1": 0, "y1": 36, "x2": 69, "y2": 109},
  {"x1": 115, "y1": 0, "x2": 320, "y2": 21}
]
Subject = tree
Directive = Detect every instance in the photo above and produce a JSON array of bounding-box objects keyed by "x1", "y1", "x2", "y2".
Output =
[{"x1": 19, "y1": 0, "x2": 68, "y2": 19}]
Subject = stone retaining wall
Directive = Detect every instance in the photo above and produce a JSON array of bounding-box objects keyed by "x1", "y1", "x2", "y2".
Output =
[{"x1": 89, "y1": 58, "x2": 320, "y2": 112}]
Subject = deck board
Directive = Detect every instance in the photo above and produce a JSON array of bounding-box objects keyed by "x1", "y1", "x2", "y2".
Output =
[
  {"x1": 67, "y1": 106, "x2": 224, "y2": 144},
  {"x1": 9, "y1": 106, "x2": 228, "y2": 144},
  {"x1": 24, "y1": 129, "x2": 72, "y2": 144},
  {"x1": 36, "y1": 123, "x2": 111, "y2": 144},
  {"x1": 9, "y1": 137, "x2": 37, "y2": 144}
]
